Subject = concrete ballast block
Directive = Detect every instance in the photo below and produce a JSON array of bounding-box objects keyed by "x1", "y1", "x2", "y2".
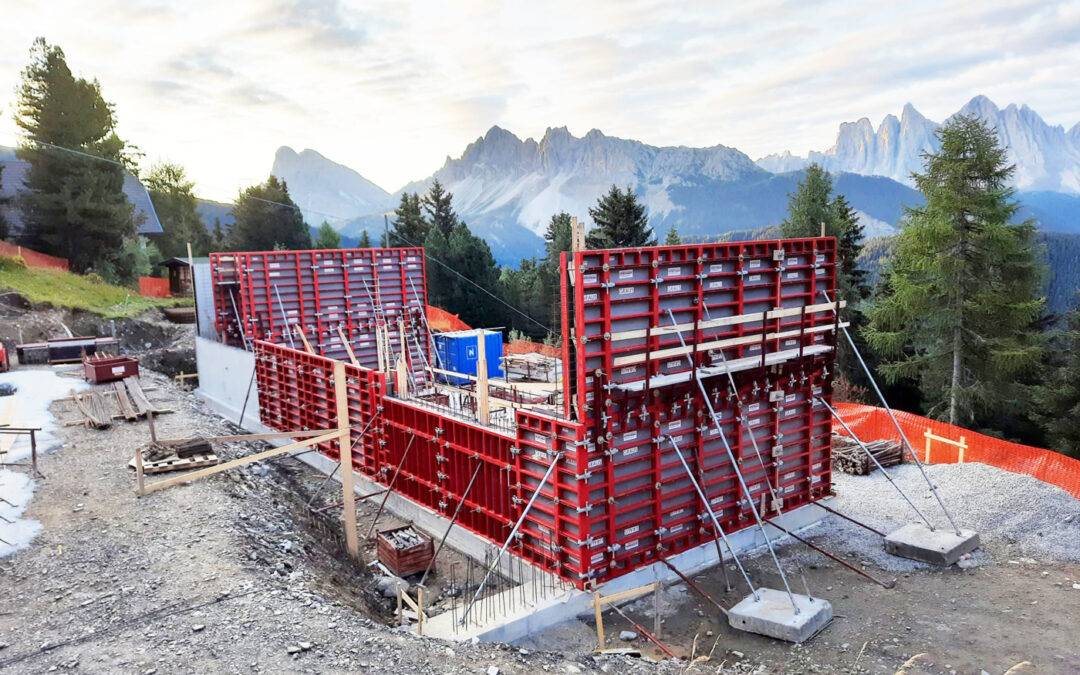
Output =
[
  {"x1": 884, "y1": 522, "x2": 980, "y2": 566},
  {"x1": 727, "y1": 588, "x2": 832, "y2": 643}
]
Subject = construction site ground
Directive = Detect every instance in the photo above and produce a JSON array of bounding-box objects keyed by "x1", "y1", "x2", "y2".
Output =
[{"x1": 0, "y1": 367, "x2": 1078, "y2": 674}]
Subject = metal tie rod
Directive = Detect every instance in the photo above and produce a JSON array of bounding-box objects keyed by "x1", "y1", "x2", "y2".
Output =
[
  {"x1": 664, "y1": 434, "x2": 758, "y2": 600},
  {"x1": 820, "y1": 291, "x2": 961, "y2": 536},
  {"x1": 418, "y1": 458, "x2": 484, "y2": 588},
  {"x1": 272, "y1": 284, "x2": 296, "y2": 350},
  {"x1": 665, "y1": 309, "x2": 799, "y2": 613},
  {"x1": 702, "y1": 304, "x2": 783, "y2": 512},
  {"x1": 815, "y1": 396, "x2": 934, "y2": 530},
  {"x1": 460, "y1": 453, "x2": 562, "y2": 626}
]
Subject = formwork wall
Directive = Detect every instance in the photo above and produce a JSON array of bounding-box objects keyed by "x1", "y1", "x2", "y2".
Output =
[
  {"x1": 210, "y1": 247, "x2": 430, "y2": 383},
  {"x1": 220, "y1": 239, "x2": 838, "y2": 589}
]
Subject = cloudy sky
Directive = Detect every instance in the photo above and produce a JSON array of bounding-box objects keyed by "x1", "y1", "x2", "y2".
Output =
[{"x1": 1, "y1": 0, "x2": 1078, "y2": 202}]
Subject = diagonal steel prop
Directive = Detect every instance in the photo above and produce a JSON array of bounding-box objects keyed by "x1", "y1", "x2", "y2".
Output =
[
  {"x1": 272, "y1": 284, "x2": 296, "y2": 350},
  {"x1": 665, "y1": 309, "x2": 799, "y2": 613},
  {"x1": 418, "y1": 458, "x2": 484, "y2": 588},
  {"x1": 820, "y1": 291, "x2": 961, "y2": 536},
  {"x1": 664, "y1": 434, "x2": 758, "y2": 600},
  {"x1": 459, "y1": 453, "x2": 562, "y2": 626},
  {"x1": 816, "y1": 396, "x2": 934, "y2": 529}
]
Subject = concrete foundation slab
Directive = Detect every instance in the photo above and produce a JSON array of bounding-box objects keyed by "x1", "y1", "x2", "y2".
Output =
[
  {"x1": 884, "y1": 523, "x2": 980, "y2": 566},
  {"x1": 727, "y1": 588, "x2": 832, "y2": 643}
]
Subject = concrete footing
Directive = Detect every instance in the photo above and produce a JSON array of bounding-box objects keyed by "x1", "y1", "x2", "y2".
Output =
[
  {"x1": 727, "y1": 588, "x2": 833, "y2": 643},
  {"x1": 884, "y1": 523, "x2": 980, "y2": 566}
]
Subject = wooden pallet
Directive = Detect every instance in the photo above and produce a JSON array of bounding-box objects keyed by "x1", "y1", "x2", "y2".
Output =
[{"x1": 128, "y1": 452, "x2": 220, "y2": 474}]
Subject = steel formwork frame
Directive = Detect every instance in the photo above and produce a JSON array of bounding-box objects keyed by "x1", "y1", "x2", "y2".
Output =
[{"x1": 219, "y1": 239, "x2": 838, "y2": 589}]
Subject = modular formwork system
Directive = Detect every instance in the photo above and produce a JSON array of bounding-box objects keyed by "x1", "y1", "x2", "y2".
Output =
[
  {"x1": 211, "y1": 247, "x2": 431, "y2": 384},
  {"x1": 215, "y1": 238, "x2": 840, "y2": 589}
]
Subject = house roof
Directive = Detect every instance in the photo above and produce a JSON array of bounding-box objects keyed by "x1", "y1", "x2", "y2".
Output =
[
  {"x1": 0, "y1": 159, "x2": 163, "y2": 236},
  {"x1": 158, "y1": 256, "x2": 210, "y2": 268}
]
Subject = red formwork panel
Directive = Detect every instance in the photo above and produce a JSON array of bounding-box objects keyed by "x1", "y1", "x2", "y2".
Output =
[
  {"x1": 211, "y1": 248, "x2": 431, "y2": 385},
  {"x1": 561, "y1": 238, "x2": 838, "y2": 585},
  {"x1": 247, "y1": 238, "x2": 838, "y2": 590}
]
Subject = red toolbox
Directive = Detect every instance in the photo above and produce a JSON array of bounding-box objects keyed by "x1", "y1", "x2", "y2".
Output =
[{"x1": 83, "y1": 355, "x2": 139, "y2": 384}]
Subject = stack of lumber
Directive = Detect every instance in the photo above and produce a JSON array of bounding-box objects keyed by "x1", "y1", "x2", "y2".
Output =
[
  {"x1": 130, "y1": 437, "x2": 219, "y2": 474},
  {"x1": 69, "y1": 377, "x2": 170, "y2": 429},
  {"x1": 831, "y1": 434, "x2": 904, "y2": 475}
]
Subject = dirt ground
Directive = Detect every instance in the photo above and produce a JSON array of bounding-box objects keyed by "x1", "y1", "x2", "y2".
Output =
[
  {"x1": 3, "y1": 367, "x2": 1080, "y2": 674},
  {"x1": 0, "y1": 370, "x2": 665, "y2": 674}
]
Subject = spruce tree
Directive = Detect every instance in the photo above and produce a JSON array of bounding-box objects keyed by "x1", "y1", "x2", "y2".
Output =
[
  {"x1": 227, "y1": 175, "x2": 311, "y2": 251},
  {"x1": 390, "y1": 192, "x2": 428, "y2": 246},
  {"x1": 357, "y1": 229, "x2": 372, "y2": 248},
  {"x1": 15, "y1": 38, "x2": 134, "y2": 274},
  {"x1": 145, "y1": 162, "x2": 209, "y2": 258},
  {"x1": 781, "y1": 165, "x2": 834, "y2": 238},
  {"x1": 1032, "y1": 301, "x2": 1080, "y2": 457},
  {"x1": 664, "y1": 226, "x2": 681, "y2": 245},
  {"x1": 586, "y1": 185, "x2": 654, "y2": 248},
  {"x1": 313, "y1": 221, "x2": 341, "y2": 249},
  {"x1": 865, "y1": 115, "x2": 1044, "y2": 426},
  {"x1": 540, "y1": 212, "x2": 573, "y2": 329},
  {"x1": 832, "y1": 194, "x2": 870, "y2": 302},
  {"x1": 211, "y1": 218, "x2": 225, "y2": 249},
  {"x1": 422, "y1": 179, "x2": 458, "y2": 236}
]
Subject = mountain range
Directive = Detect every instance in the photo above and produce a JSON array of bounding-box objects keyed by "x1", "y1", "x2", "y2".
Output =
[{"x1": 757, "y1": 95, "x2": 1080, "y2": 193}]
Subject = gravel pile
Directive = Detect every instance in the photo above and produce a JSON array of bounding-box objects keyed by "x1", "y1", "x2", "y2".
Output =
[{"x1": 794, "y1": 462, "x2": 1080, "y2": 572}]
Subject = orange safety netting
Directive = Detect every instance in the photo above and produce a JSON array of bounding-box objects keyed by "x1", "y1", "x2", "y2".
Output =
[
  {"x1": 834, "y1": 402, "x2": 1080, "y2": 499},
  {"x1": 503, "y1": 339, "x2": 561, "y2": 358},
  {"x1": 426, "y1": 305, "x2": 471, "y2": 332}
]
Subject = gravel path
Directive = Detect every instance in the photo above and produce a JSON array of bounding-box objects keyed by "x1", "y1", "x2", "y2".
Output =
[{"x1": 799, "y1": 462, "x2": 1080, "y2": 572}]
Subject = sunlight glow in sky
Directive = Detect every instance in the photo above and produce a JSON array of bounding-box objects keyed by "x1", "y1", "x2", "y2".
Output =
[{"x1": 2, "y1": 0, "x2": 1078, "y2": 201}]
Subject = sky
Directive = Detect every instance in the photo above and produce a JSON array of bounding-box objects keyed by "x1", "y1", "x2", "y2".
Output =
[{"x1": 1, "y1": 0, "x2": 1078, "y2": 202}]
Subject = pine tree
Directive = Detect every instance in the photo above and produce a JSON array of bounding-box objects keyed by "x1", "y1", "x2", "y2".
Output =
[
  {"x1": 586, "y1": 185, "x2": 654, "y2": 248},
  {"x1": 227, "y1": 175, "x2": 311, "y2": 251},
  {"x1": 357, "y1": 229, "x2": 372, "y2": 248},
  {"x1": 422, "y1": 179, "x2": 458, "y2": 237},
  {"x1": 15, "y1": 38, "x2": 135, "y2": 274},
  {"x1": 444, "y1": 222, "x2": 503, "y2": 328},
  {"x1": 145, "y1": 162, "x2": 209, "y2": 258},
  {"x1": 0, "y1": 164, "x2": 9, "y2": 240},
  {"x1": 781, "y1": 165, "x2": 834, "y2": 238},
  {"x1": 211, "y1": 218, "x2": 225, "y2": 249},
  {"x1": 865, "y1": 115, "x2": 1044, "y2": 426},
  {"x1": 664, "y1": 226, "x2": 681, "y2": 245},
  {"x1": 390, "y1": 192, "x2": 428, "y2": 246},
  {"x1": 313, "y1": 221, "x2": 341, "y2": 249},
  {"x1": 1032, "y1": 300, "x2": 1080, "y2": 457}
]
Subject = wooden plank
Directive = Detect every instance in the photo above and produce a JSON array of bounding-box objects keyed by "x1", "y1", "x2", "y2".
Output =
[
  {"x1": 337, "y1": 326, "x2": 360, "y2": 367},
  {"x1": 611, "y1": 321, "x2": 848, "y2": 368},
  {"x1": 129, "y1": 453, "x2": 220, "y2": 474},
  {"x1": 598, "y1": 582, "x2": 657, "y2": 606},
  {"x1": 593, "y1": 592, "x2": 605, "y2": 650},
  {"x1": 335, "y1": 361, "x2": 359, "y2": 560},
  {"x1": 113, "y1": 381, "x2": 138, "y2": 420},
  {"x1": 475, "y1": 331, "x2": 489, "y2": 424},
  {"x1": 154, "y1": 428, "x2": 336, "y2": 447},
  {"x1": 608, "y1": 300, "x2": 846, "y2": 341},
  {"x1": 124, "y1": 377, "x2": 156, "y2": 416},
  {"x1": 295, "y1": 325, "x2": 314, "y2": 354},
  {"x1": 141, "y1": 430, "x2": 341, "y2": 494}
]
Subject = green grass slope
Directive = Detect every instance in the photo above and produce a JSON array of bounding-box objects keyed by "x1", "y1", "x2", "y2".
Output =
[{"x1": 0, "y1": 256, "x2": 190, "y2": 319}]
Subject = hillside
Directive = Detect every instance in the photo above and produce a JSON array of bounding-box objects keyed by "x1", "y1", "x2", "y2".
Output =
[{"x1": 0, "y1": 256, "x2": 187, "y2": 318}]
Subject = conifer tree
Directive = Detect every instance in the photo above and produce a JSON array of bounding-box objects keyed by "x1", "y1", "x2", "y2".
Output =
[
  {"x1": 664, "y1": 226, "x2": 681, "y2": 245},
  {"x1": 422, "y1": 179, "x2": 458, "y2": 236},
  {"x1": 313, "y1": 221, "x2": 341, "y2": 249},
  {"x1": 145, "y1": 162, "x2": 209, "y2": 258},
  {"x1": 0, "y1": 165, "x2": 9, "y2": 240},
  {"x1": 781, "y1": 165, "x2": 834, "y2": 238},
  {"x1": 227, "y1": 175, "x2": 311, "y2": 251},
  {"x1": 15, "y1": 38, "x2": 134, "y2": 274},
  {"x1": 865, "y1": 115, "x2": 1044, "y2": 426},
  {"x1": 211, "y1": 218, "x2": 225, "y2": 250},
  {"x1": 586, "y1": 185, "x2": 654, "y2": 248},
  {"x1": 390, "y1": 192, "x2": 428, "y2": 245},
  {"x1": 1032, "y1": 301, "x2": 1080, "y2": 457},
  {"x1": 357, "y1": 229, "x2": 372, "y2": 248}
]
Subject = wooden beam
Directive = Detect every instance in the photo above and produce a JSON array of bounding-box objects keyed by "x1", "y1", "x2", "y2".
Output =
[
  {"x1": 598, "y1": 582, "x2": 657, "y2": 606},
  {"x1": 337, "y1": 326, "x2": 360, "y2": 367},
  {"x1": 294, "y1": 325, "x2": 314, "y2": 354},
  {"x1": 593, "y1": 592, "x2": 605, "y2": 650},
  {"x1": 335, "y1": 360, "x2": 359, "y2": 560},
  {"x1": 154, "y1": 428, "x2": 336, "y2": 447},
  {"x1": 611, "y1": 321, "x2": 848, "y2": 368},
  {"x1": 141, "y1": 430, "x2": 340, "y2": 494},
  {"x1": 607, "y1": 300, "x2": 846, "y2": 342},
  {"x1": 475, "y1": 330, "x2": 489, "y2": 424}
]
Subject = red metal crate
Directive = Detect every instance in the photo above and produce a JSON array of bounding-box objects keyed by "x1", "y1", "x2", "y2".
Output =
[{"x1": 83, "y1": 355, "x2": 139, "y2": 384}]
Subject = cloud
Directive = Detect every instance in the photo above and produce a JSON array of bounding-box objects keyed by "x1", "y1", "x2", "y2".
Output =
[{"x1": 0, "y1": 0, "x2": 1076, "y2": 200}]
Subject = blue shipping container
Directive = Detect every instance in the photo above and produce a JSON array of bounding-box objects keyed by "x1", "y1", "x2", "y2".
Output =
[{"x1": 433, "y1": 330, "x2": 504, "y2": 385}]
